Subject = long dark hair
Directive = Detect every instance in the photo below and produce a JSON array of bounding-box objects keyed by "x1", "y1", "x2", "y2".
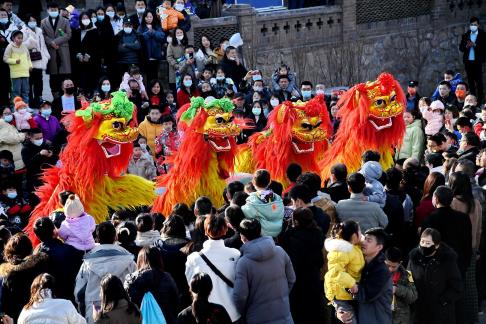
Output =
[
  {"x1": 190, "y1": 272, "x2": 213, "y2": 323},
  {"x1": 140, "y1": 9, "x2": 160, "y2": 31},
  {"x1": 98, "y1": 274, "x2": 140, "y2": 319},
  {"x1": 421, "y1": 172, "x2": 445, "y2": 201},
  {"x1": 200, "y1": 35, "x2": 213, "y2": 56},
  {"x1": 449, "y1": 171, "x2": 475, "y2": 214},
  {"x1": 331, "y1": 220, "x2": 360, "y2": 242},
  {"x1": 136, "y1": 246, "x2": 165, "y2": 271},
  {"x1": 171, "y1": 28, "x2": 188, "y2": 47}
]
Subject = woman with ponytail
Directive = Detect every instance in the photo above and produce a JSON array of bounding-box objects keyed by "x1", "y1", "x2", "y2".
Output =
[{"x1": 177, "y1": 272, "x2": 231, "y2": 324}]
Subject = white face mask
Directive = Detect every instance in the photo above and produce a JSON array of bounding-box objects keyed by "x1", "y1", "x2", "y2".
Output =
[
  {"x1": 167, "y1": 36, "x2": 172, "y2": 43},
  {"x1": 136, "y1": 8, "x2": 145, "y2": 14},
  {"x1": 48, "y1": 11, "x2": 59, "y2": 18},
  {"x1": 270, "y1": 99, "x2": 279, "y2": 107},
  {"x1": 253, "y1": 86, "x2": 263, "y2": 92},
  {"x1": 174, "y1": 3, "x2": 184, "y2": 11},
  {"x1": 101, "y1": 84, "x2": 110, "y2": 92},
  {"x1": 90, "y1": 17, "x2": 97, "y2": 25},
  {"x1": 123, "y1": 27, "x2": 132, "y2": 34},
  {"x1": 81, "y1": 19, "x2": 91, "y2": 26},
  {"x1": 252, "y1": 107, "x2": 262, "y2": 116},
  {"x1": 28, "y1": 21, "x2": 37, "y2": 29},
  {"x1": 176, "y1": 35, "x2": 184, "y2": 41},
  {"x1": 316, "y1": 89, "x2": 325, "y2": 96},
  {"x1": 32, "y1": 138, "x2": 43, "y2": 146},
  {"x1": 470, "y1": 25, "x2": 478, "y2": 33},
  {"x1": 106, "y1": 11, "x2": 115, "y2": 18}
]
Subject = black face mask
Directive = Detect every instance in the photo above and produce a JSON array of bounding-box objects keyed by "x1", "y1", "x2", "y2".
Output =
[
  {"x1": 201, "y1": 90, "x2": 214, "y2": 99},
  {"x1": 419, "y1": 245, "x2": 436, "y2": 257},
  {"x1": 131, "y1": 89, "x2": 140, "y2": 96},
  {"x1": 65, "y1": 87, "x2": 76, "y2": 95}
]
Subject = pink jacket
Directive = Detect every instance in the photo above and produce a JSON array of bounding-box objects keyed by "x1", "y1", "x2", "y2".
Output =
[
  {"x1": 13, "y1": 110, "x2": 33, "y2": 131},
  {"x1": 119, "y1": 72, "x2": 146, "y2": 95},
  {"x1": 422, "y1": 110, "x2": 444, "y2": 136},
  {"x1": 58, "y1": 213, "x2": 96, "y2": 251}
]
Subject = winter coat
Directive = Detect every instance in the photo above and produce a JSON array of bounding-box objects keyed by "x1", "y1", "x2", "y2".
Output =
[
  {"x1": 356, "y1": 252, "x2": 393, "y2": 324},
  {"x1": 41, "y1": 16, "x2": 72, "y2": 75},
  {"x1": 233, "y1": 236, "x2": 296, "y2": 324},
  {"x1": 18, "y1": 297, "x2": 86, "y2": 324},
  {"x1": 280, "y1": 226, "x2": 324, "y2": 323},
  {"x1": 160, "y1": 8, "x2": 184, "y2": 32},
  {"x1": 36, "y1": 238, "x2": 84, "y2": 303},
  {"x1": 391, "y1": 265, "x2": 417, "y2": 324},
  {"x1": 185, "y1": 239, "x2": 241, "y2": 322},
  {"x1": 408, "y1": 244, "x2": 463, "y2": 324},
  {"x1": 166, "y1": 42, "x2": 185, "y2": 83},
  {"x1": 271, "y1": 71, "x2": 298, "y2": 93},
  {"x1": 309, "y1": 199, "x2": 333, "y2": 234},
  {"x1": 324, "y1": 238, "x2": 365, "y2": 301},
  {"x1": 459, "y1": 29, "x2": 486, "y2": 63},
  {"x1": 360, "y1": 161, "x2": 386, "y2": 207},
  {"x1": 241, "y1": 192, "x2": 284, "y2": 237},
  {"x1": 13, "y1": 110, "x2": 35, "y2": 131},
  {"x1": 422, "y1": 110, "x2": 444, "y2": 136},
  {"x1": 124, "y1": 269, "x2": 179, "y2": 324},
  {"x1": 127, "y1": 154, "x2": 157, "y2": 180},
  {"x1": 0, "y1": 252, "x2": 49, "y2": 320},
  {"x1": 21, "y1": 140, "x2": 58, "y2": 191},
  {"x1": 414, "y1": 197, "x2": 434, "y2": 229},
  {"x1": 33, "y1": 114, "x2": 61, "y2": 142},
  {"x1": 139, "y1": 24, "x2": 165, "y2": 60},
  {"x1": 119, "y1": 72, "x2": 147, "y2": 95},
  {"x1": 0, "y1": 118, "x2": 25, "y2": 169},
  {"x1": 195, "y1": 48, "x2": 218, "y2": 72},
  {"x1": 323, "y1": 180, "x2": 350, "y2": 203},
  {"x1": 176, "y1": 87, "x2": 201, "y2": 109},
  {"x1": 336, "y1": 193, "x2": 389, "y2": 232},
  {"x1": 138, "y1": 116, "x2": 164, "y2": 154},
  {"x1": 59, "y1": 213, "x2": 96, "y2": 251},
  {"x1": 21, "y1": 26, "x2": 50, "y2": 70},
  {"x1": 115, "y1": 30, "x2": 141, "y2": 65},
  {"x1": 458, "y1": 146, "x2": 480, "y2": 165},
  {"x1": 422, "y1": 206, "x2": 472, "y2": 274},
  {"x1": 451, "y1": 197, "x2": 482, "y2": 250},
  {"x1": 3, "y1": 42, "x2": 32, "y2": 78},
  {"x1": 75, "y1": 244, "x2": 136, "y2": 324},
  {"x1": 397, "y1": 119, "x2": 425, "y2": 160},
  {"x1": 94, "y1": 19, "x2": 116, "y2": 64},
  {"x1": 177, "y1": 303, "x2": 232, "y2": 324},
  {"x1": 94, "y1": 299, "x2": 141, "y2": 324},
  {"x1": 134, "y1": 230, "x2": 160, "y2": 247},
  {"x1": 220, "y1": 56, "x2": 247, "y2": 89},
  {"x1": 70, "y1": 27, "x2": 101, "y2": 90}
]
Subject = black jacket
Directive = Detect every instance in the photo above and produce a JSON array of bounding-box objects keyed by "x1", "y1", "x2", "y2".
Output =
[
  {"x1": 224, "y1": 232, "x2": 243, "y2": 250},
  {"x1": 125, "y1": 269, "x2": 180, "y2": 324},
  {"x1": 177, "y1": 303, "x2": 232, "y2": 324},
  {"x1": 458, "y1": 146, "x2": 480, "y2": 165},
  {"x1": 220, "y1": 57, "x2": 247, "y2": 90},
  {"x1": 383, "y1": 190, "x2": 406, "y2": 249},
  {"x1": 323, "y1": 180, "x2": 350, "y2": 203},
  {"x1": 52, "y1": 95, "x2": 82, "y2": 120},
  {"x1": 459, "y1": 29, "x2": 486, "y2": 63},
  {"x1": 408, "y1": 244, "x2": 463, "y2": 324},
  {"x1": 129, "y1": 13, "x2": 143, "y2": 31},
  {"x1": 21, "y1": 141, "x2": 58, "y2": 191},
  {"x1": 422, "y1": 206, "x2": 472, "y2": 274}
]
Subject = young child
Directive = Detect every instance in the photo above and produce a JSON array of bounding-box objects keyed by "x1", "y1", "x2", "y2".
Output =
[
  {"x1": 324, "y1": 220, "x2": 365, "y2": 324},
  {"x1": 154, "y1": 115, "x2": 180, "y2": 174},
  {"x1": 49, "y1": 190, "x2": 74, "y2": 229},
  {"x1": 136, "y1": 136, "x2": 153, "y2": 159},
  {"x1": 422, "y1": 100, "x2": 445, "y2": 136},
  {"x1": 271, "y1": 64, "x2": 298, "y2": 93},
  {"x1": 157, "y1": 0, "x2": 184, "y2": 32},
  {"x1": 127, "y1": 142, "x2": 157, "y2": 180},
  {"x1": 241, "y1": 169, "x2": 284, "y2": 237},
  {"x1": 58, "y1": 194, "x2": 96, "y2": 252},
  {"x1": 3, "y1": 30, "x2": 32, "y2": 103},
  {"x1": 12, "y1": 97, "x2": 36, "y2": 131},
  {"x1": 385, "y1": 247, "x2": 417, "y2": 324},
  {"x1": 0, "y1": 181, "x2": 32, "y2": 228},
  {"x1": 119, "y1": 65, "x2": 148, "y2": 99},
  {"x1": 360, "y1": 160, "x2": 386, "y2": 208},
  {"x1": 166, "y1": 91, "x2": 177, "y2": 116}
]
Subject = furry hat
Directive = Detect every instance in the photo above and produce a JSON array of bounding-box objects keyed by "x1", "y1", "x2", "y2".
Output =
[
  {"x1": 430, "y1": 100, "x2": 445, "y2": 110},
  {"x1": 63, "y1": 194, "x2": 85, "y2": 218},
  {"x1": 13, "y1": 97, "x2": 28, "y2": 111}
]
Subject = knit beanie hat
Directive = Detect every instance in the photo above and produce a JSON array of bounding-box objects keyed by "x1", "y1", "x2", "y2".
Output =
[
  {"x1": 360, "y1": 161, "x2": 383, "y2": 181},
  {"x1": 64, "y1": 194, "x2": 85, "y2": 218},
  {"x1": 13, "y1": 97, "x2": 28, "y2": 111},
  {"x1": 430, "y1": 100, "x2": 445, "y2": 111}
]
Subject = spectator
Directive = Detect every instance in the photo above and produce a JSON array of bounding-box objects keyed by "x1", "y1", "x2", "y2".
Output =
[
  {"x1": 210, "y1": 67, "x2": 236, "y2": 99},
  {"x1": 180, "y1": 45, "x2": 198, "y2": 80},
  {"x1": 0, "y1": 179, "x2": 31, "y2": 227},
  {"x1": 177, "y1": 272, "x2": 232, "y2": 324},
  {"x1": 138, "y1": 106, "x2": 163, "y2": 154},
  {"x1": 397, "y1": 108, "x2": 425, "y2": 160},
  {"x1": 96, "y1": 76, "x2": 112, "y2": 101},
  {"x1": 129, "y1": 0, "x2": 147, "y2": 31},
  {"x1": 105, "y1": 4, "x2": 123, "y2": 36},
  {"x1": 360, "y1": 160, "x2": 386, "y2": 207},
  {"x1": 116, "y1": 221, "x2": 141, "y2": 260},
  {"x1": 127, "y1": 142, "x2": 157, "y2": 180},
  {"x1": 336, "y1": 173, "x2": 388, "y2": 232},
  {"x1": 223, "y1": 205, "x2": 245, "y2": 250},
  {"x1": 115, "y1": 19, "x2": 141, "y2": 82},
  {"x1": 174, "y1": 0, "x2": 191, "y2": 32},
  {"x1": 281, "y1": 207, "x2": 324, "y2": 324},
  {"x1": 324, "y1": 163, "x2": 350, "y2": 203},
  {"x1": 138, "y1": 9, "x2": 164, "y2": 83},
  {"x1": 185, "y1": 214, "x2": 241, "y2": 322},
  {"x1": 159, "y1": 0, "x2": 184, "y2": 33},
  {"x1": 124, "y1": 246, "x2": 180, "y2": 324},
  {"x1": 300, "y1": 80, "x2": 314, "y2": 102},
  {"x1": 17, "y1": 273, "x2": 86, "y2": 324},
  {"x1": 52, "y1": 79, "x2": 82, "y2": 118},
  {"x1": 271, "y1": 64, "x2": 298, "y2": 94},
  {"x1": 0, "y1": 8, "x2": 16, "y2": 106},
  {"x1": 423, "y1": 100, "x2": 445, "y2": 136},
  {"x1": 34, "y1": 100, "x2": 61, "y2": 143},
  {"x1": 458, "y1": 131, "x2": 480, "y2": 164},
  {"x1": 94, "y1": 274, "x2": 141, "y2": 324},
  {"x1": 195, "y1": 35, "x2": 218, "y2": 72},
  {"x1": 154, "y1": 114, "x2": 180, "y2": 173},
  {"x1": 241, "y1": 169, "x2": 284, "y2": 237},
  {"x1": 283, "y1": 162, "x2": 302, "y2": 195},
  {"x1": 3, "y1": 30, "x2": 31, "y2": 103},
  {"x1": 177, "y1": 73, "x2": 200, "y2": 109},
  {"x1": 213, "y1": 37, "x2": 228, "y2": 63},
  {"x1": 166, "y1": 27, "x2": 187, "y2": 92},
  {"x1": 406, "y1": 80, "x2": 420, "y2": 111},
  {"x1": 414, "y1": 172, "x2": 445, "y2": 231},
  {"x1": 437, "y1": 81, "x2": 458, "y2": 106},
  {"x1": 42, "y1": 2, "x2": 72, "y2": 96},
  {"x1": 233, "y1": 218, "x2": 296, "y2": 324},
  {"x1": 459, "y1": 17, "x2": 485, "y2": 105},
  {"x1": 455, "y1": 81, "x2": 469, "y2": 109},
  {"x1": 220, "y1": 46, "x2": 247, "y2": 90},
  {"x1": 289, "y1": 184, "x2": 331, "y2": 235},
  {"x1": 408, "y1": 228, "x2": 463, "y2": 324},
  {"x1": 0, "y1": 233, "x2": 49, "y2": 320},
  {"x1": 0, "y1": 150, "x2": 15, "y2": 183},
  {"x1": 75, "y1": 222, "x2": 136, "y2": 323},
  {"x1": 0, "y1": 107, "x2": 25, "y2": 169},
  {"x1": 4, "y1": 0, "x2": 26, "y2": 26},
  {"x1": 134, "y1": 213, "x2": 160, "y2": 247},
  {"x1": 94, "y1": 7, "x2": 116, "y2": 82},
  {"x1": 274, "y1": 74, "x2": 294, "y2": 102},
  {"x1": 426, "y1": 132, "x2": 447, "y2": 155}
]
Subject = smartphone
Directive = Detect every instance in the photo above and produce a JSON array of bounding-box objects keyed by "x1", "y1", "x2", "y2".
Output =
[{"x1": 188, "y1": 52, "x2": 194, "y2": 59}]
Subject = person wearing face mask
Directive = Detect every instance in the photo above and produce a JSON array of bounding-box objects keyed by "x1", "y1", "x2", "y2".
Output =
[
  {"x1": 21, "y1": 128, "x2": 58, "y2": 192},
  {"x1": 269, "y1": 93, "x2": 280, "y2": 110},
  {"x1": 34, "y1": 100, "x2": 61, "y2": 143},
  {"x1": 97, "y1": 76, "x2": 112, "y2": 100},
  {"x1": 0, "y1": 108, "x2": 25, "y2": 170},
  {"x1": 115, "y1": 19, "x2": 141, "y2": 82},
  {"x1": 176, "y1": 73, "x2": 200, "y2": 109},
  {"x1": 21, "y1": 15, "x2": 50, "y2": 108},
  {"x1": 52, "y1": 79, "x2": 82, "y2": 119},
  {"x1": 299, "y1": 80, "x2": 314, "y2": 102},
  {"x1": 459, "y1": 16, "x2": 485, "y2": 105},
  {"x1": 41, "y1": 2, "x2": 72, "y2": 96},
  {"x1": 174, "y1": 0, "x2": 191, "y2": 32},
  {"x1": 423, "y1": 100, "x2": 445, "y2": 136},
  {"x1": 210, "y1": 67, "x2": 236, "y2": 99},
  {"x1": 129, "y1": 0, "x2": 147, "y2": 30},
  {"x1": 405, "y1": 80, "x2": 420, "y2": 111},
  {"x1": 408, "y1": 227, "x2": 463, "y2": 324},
  {"x1": 167, "y1": 27, "x2": 187, "y2": 94},
  {"x1": 70, "y1": 12, "x2": 100, "y2": 97},
  {"x1": 220, "y1": 45, "x2": 247, "y2": 90},
  {"x1": 94, "y1": 6, "x2": 116, "y2": 80},
  {"x1": 0, "y1": 181, "x2": 32, "y2": 228},
  {"x1": 12, "y1": 96, "x2": 36, "y2": 131},
  {"x1": 138, "y1": 10, "x2": 165, "y2": 84},
  {"x1": 454, "y1": 81, "x2": 469, "y2": 110}
]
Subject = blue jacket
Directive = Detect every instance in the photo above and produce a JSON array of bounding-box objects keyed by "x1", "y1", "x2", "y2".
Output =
[
  {"x1": 431, "y1": 73, "x2": 462, "y2": 100},
  {"x1": 241, "y1": 192, "x2": 284, "y2": 237},
  {"x1": 139, "y1": 25, "x2": 165, "y2": 60}
]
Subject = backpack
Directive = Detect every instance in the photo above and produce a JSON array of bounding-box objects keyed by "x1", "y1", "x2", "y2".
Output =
[{"x1": 141, "y1": 291, "x2": 166, "y2": 324}]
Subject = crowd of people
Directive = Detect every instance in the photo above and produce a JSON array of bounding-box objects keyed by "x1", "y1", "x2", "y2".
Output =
[{"x1": 0, "y1": 0, "x2": 485, "y2": 323}]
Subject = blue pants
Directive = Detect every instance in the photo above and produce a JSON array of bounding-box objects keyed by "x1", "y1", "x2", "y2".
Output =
[{"x1": 11, "y1": 77, "x2": 29, "y2": 103}]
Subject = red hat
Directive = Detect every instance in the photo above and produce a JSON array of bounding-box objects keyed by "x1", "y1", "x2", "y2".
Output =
[{"x1": 13, "y1": 97, "x2": 28, "y2": 110}]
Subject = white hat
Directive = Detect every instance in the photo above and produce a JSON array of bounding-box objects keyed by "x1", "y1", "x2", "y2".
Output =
[{"x1": 64, "y1": 194, "x2": 85, "y2": 218}]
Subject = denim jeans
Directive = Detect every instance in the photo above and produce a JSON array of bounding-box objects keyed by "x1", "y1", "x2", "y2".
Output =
[{"x1": 11, "y1": 77, "x2": 29, "y2": 103}]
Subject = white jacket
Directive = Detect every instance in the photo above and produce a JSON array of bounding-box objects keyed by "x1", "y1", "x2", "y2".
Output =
[
  {"x1": 21, "y1": 25, "x2": 50, "y2": 70},
  {"x1": 18, "y1": 297, "x2": 86, "y2": 324},
  {"x1": 0, "y1": 118, "x2": 25, "y2": 169},
  {"x1": 185, "y1": 239, "x2": 241, "y2": 322}
]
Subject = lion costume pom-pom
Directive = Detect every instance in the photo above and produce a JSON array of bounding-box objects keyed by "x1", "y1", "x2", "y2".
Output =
[{"x1": 319, "y1": 72, "x2": 406, "y2": 181}]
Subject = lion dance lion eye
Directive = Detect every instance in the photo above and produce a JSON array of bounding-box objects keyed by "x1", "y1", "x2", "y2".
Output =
[
  {"x1": 375, "y1": 99, "x2": 386, "y2": 106},
  {"x1": 215, "y1": 117, "x2": 225, "y2": 124},
  {"x1": 112, "y1": 121, "x2": 123, "y2": 130}
]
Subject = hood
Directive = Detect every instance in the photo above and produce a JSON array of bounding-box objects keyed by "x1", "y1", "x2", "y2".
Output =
[
  {"x1": 241, "y1": 236, "x2": 276, "y2": 262},
  {"x1": 0, "y1": 252, "x2": 48, "y2": 277},
  {"x1": 360, "y1": 161, "x2": 382, "y2": 181},
  {"x1": 246, "y1": 192, "x2": 283, "y2": 206},
  {"x1": 324, "y1": 238, "x2": 353, "y2": 253},
  {"x1": 407, "y1": 119, "x2": 422, "y2": 128},
  {"x1": 83, "y1": 245, "x2": 134, "y2": 277}
]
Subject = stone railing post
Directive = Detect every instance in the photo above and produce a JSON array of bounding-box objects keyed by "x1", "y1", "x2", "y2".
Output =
[{"x1": 223, "y1": 5, "x2": 257, "y2": 68}]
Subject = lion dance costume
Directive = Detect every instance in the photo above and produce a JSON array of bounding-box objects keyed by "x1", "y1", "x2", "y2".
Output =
[
  {"x1": 236, "y1": 95, "x2": 332, "y2": 187},
  {"x1": 319, "y1": 73, "x2": 406, "y2": 180},
  {"x1": 27, "y1": 91, "x2": 155, "y2": 241},
  {"x1": 152, "y1": 97, "x2": 244, "y2": 215}
]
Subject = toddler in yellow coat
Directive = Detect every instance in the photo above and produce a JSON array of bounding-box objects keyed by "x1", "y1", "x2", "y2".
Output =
[{"x1": 324, "y1": 220, "x2": 365, "y2": 324}]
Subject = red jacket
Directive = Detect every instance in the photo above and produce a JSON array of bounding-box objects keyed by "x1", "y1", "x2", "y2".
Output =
[{"x1": 176, "y1": 88, "x2": 201, "y2": 109}]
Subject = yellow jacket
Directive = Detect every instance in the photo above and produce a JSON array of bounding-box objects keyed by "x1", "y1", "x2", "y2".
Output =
[
  {"x1": 3, "y1": 43, "x2": 32, "y2": 78},
  {"x1": 324, "y1": 238, "x2": 365, "y2": 301},
  {"x1": 138, "y1": 117, "x2": 164, "y2": 154}
]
